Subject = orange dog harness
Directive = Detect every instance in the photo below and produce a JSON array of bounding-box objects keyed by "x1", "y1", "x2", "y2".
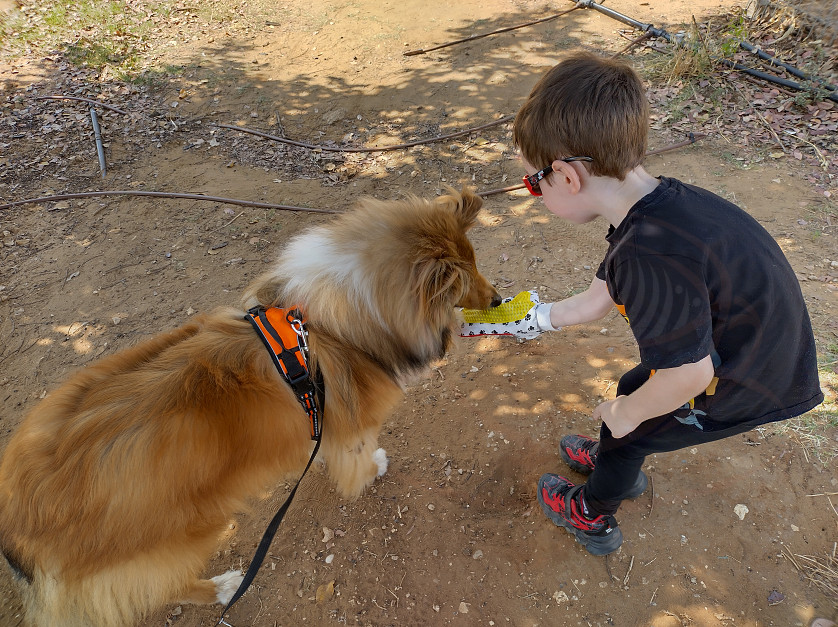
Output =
[
  {"x1": 218, "y1": 307, "x2": 324, "y2": 623},
  {"x1": 244, "y1": 306, "x2": 322, "y2": 439}
]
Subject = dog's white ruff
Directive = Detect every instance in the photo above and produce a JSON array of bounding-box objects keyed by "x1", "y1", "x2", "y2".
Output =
[
  {"x1": 373, "y1": 448, "x2": 388, "y2": 476},
  {"x1": 279, "y1": 230, "x2": 387, "y2": 328},
  {"x1": 212, "y1": 570, "x2": 245, "y2": 604}
]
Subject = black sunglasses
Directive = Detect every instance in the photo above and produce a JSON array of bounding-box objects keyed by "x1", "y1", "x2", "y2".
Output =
[{"x1": 522, "y1": 157, "x2": 594, "y2": 196}]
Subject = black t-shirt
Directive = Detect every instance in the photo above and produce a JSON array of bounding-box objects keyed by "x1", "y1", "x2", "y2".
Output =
[{"x1": 596, "y1": 177, "x2": 823, "y2": 430}]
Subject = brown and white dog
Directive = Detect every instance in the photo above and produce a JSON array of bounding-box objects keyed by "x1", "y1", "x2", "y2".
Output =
[{"x1": 0, "y1": 187, "x2": 499, "y2": 626}]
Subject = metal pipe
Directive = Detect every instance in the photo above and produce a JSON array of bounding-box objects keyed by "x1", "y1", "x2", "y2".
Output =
[
  {"x1": 89, "y1": 106, "x2": 107, "y2": 178},
  {"x1": 721, "y1": 58, "x2": 838, "y2": 102},
  {"x1": 571, "y1": 0, "x2": 838, "y2": 103},
  {"x1": 574, "y1": 0, "x2": 682, "y2": 44},
  {"x1": 739, "y1": 41, "x2": 836, "y2": 92}
]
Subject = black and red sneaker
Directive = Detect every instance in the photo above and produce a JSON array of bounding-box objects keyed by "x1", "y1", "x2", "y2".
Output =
[
  {"x1": 559, "y1": 434, "x2": 648, "y2": 499},
  {"x1": 559, "y1": 434, "x2": 599, "y2": 474},
  {"x1": 537, "y1": 474, "x2": 623, "y2": 556}
]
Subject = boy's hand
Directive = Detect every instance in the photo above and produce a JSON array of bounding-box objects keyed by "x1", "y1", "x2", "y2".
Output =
[
  {"x1": 595, "y1": 357, "x2": 716, "y2": 439},
  {"x1": 594, "y1": 397, "x2": 641, "y2": 439},
  {"x1": 460, "y1": 290, "x2": 558, "y2": 340}
]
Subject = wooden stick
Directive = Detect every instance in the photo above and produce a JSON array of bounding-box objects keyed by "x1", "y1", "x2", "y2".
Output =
[
  {"x1": 403, "y1": 6, "x2": 581, "y2": 56},
  {"x1": 477, "y1": 183, "x2": 526, "y2": 198},
  {"x1": 648, "y1": 473, "x2": 655, "y2": 517},
  {"x1": 623, "y1": 555, "x2": 635, "y2": 586},
  {"x1": 215, "y1": 115, "x2": 514, "y2": 153},
  {"x1": 611, "y1": 31, "x2": 653, "y2": 58},
  {"x1": 645, "y1": 132, "x2": 707, "y2": 156},
  {"x1": 0, "y1": 191, "x2": 338, "y2": 213}
]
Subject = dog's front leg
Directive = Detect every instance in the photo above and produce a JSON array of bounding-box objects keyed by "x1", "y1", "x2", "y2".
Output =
[
  {"x1": 321, "y1": 432, "x2": 387, "y2": 499},
  {"x1": 180, "y1": 570, "x2": 244, "y2": 605}
]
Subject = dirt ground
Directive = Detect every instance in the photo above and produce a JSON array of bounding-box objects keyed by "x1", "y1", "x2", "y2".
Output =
[{"x1": 1, "y1": 0, "x2": 837, "y2": 626}]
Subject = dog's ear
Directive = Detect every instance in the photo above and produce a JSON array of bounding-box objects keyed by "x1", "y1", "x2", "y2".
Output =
[
  {"x1": 437, "y1": 186, "x2": 483, "y2": 230},
  {"x1": 242, "y1": 272, "x2": 285, "y2": 309},
  {"x1": 413, "y1": 256, "x2": 467, "y2": 313}
]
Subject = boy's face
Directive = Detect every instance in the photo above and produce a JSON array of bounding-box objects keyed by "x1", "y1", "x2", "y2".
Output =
[{"x1": 522, "y1": 158, "x2": 598, "y2": 225}]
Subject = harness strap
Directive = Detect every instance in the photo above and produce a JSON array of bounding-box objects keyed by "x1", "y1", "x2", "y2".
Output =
[{"x1": 245, "y1": 306, "x2": 321, "y2": 439}]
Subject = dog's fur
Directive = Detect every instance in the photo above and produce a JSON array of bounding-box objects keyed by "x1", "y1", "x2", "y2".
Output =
[{"x1": 0, "y1": 187, "x2": 499, "y2": 627}]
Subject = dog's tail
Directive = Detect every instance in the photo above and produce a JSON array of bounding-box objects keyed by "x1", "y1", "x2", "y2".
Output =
[
  {"x1": 9, "y1": 561, "x2": 178, "y2": 627},
  {"x1": 1, "y1": 546, "x2": 33, "y2": 586},
  {"x1": 6, "y1": 565, "x2": 91, "y2": 627}
]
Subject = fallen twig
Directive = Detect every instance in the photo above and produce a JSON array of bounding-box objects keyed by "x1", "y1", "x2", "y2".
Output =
[
  {"x1": 211, "y1": 211, "x2": 245, "y2": 233},
  {"x1": 623, "y1": 555, "x2": 635, "y2": 586},
  {"x1": 647, "y1": 473, "x2": 655, "y2": 518},
  {"x1": 215, "y1": 115, "x2": 514, "y2": 154},
  {"x1": 645, "y1": 132, "x2": 708, "y2": 156},
  {"x1": 35, "y1": 95, "x2": 128, "y2": 115},
  {"x1": 793, "y1": 136, "x2": 830, "y2": 171},
  {"x1": 611, "y1": 31, "x2": 653, "y2": 58},
  {"x1": 477, "y1": 183, "x2": 526, "y2": 198},
  {"x1": 403, "y1": 6, "x2": 581, "y2": 56},
  {"x1": 0, "y1": 191, "x2": 338, "y2": 214}
]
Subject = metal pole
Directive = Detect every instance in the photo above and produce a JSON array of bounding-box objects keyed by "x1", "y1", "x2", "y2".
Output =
[
  {"x1": 720, "y1": 58, "x2": 838, "y2": 102},
  {"x1": 574, "y1": 0, "x2": 681, "y2": 44},
  {"x1": 89, "y1": 106, "x2": 107, "y2": 178},
  {"x1": 571, "y1": 0, "x2": 838, "y2": 103},
  {"x1": 739, "y1": 41, "x2": 836, "y2": 92}
]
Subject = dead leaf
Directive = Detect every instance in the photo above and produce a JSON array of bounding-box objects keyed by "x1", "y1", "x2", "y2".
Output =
[{"x1": 315, "y1": 580, "x2": 335, "y2": 603}]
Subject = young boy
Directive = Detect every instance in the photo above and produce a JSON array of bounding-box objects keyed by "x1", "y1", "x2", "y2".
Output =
[{"x1": 476, "y1": 52, "x2": 824, "y2": 556}]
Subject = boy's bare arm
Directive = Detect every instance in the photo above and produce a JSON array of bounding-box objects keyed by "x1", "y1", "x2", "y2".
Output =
[
  {"x1": 546, "y1": 277, "x2": 613, "y2": 328},
  {"x1": 594, "y1": 355, "x2": 715, "y2": 439}
]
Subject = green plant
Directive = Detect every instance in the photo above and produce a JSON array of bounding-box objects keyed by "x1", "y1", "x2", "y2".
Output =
[
  {"x1": 719, "y1": 13, "x2": 747, "y2": 57},
  {"x1": 0, "y1": 0, "x2": 175, "y2": 79}
]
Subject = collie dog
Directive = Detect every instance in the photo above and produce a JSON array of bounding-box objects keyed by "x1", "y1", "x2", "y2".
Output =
[{"x1": 0, "y1": 187, "x2": 499, "y2": 627}]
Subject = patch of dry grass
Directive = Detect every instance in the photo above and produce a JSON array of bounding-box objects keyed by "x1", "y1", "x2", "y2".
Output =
[{"x1": 783, "y1": 542, "x2": 838, "y2": 603}]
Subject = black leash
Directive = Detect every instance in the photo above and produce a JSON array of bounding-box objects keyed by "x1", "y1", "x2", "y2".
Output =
[
  {"x1": 215, "y1": 428, "x2": 321, "y2": 626},
  {"x1": 216, "y1": 308, "x2": 325, "y2": 625}
]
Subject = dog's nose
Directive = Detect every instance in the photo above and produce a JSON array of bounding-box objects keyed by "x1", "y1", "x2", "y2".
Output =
[{"x1": 490, "y1": 294, "x2": 503, "y2": 308}]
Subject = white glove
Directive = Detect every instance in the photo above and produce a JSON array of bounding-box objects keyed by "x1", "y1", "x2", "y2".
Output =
[{"x1": 460, "y1": 290, "x2": 560, "y2": 340}]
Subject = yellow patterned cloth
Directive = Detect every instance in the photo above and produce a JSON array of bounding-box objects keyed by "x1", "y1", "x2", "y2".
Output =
[{"x1": 461, "y1": 290, "x2": 538, "y2": 324}]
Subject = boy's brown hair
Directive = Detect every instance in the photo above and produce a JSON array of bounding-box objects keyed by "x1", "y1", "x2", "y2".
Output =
[{"x1": 513, "y1": 52, "x2": 649, "y2": 181}]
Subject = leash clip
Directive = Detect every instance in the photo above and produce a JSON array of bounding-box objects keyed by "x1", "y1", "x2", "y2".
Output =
[{"x1": 289, "y1": 315, "x2": 309, "y2": 358}]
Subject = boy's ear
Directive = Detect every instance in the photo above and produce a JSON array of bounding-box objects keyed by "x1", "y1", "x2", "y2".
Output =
[{"x1": 551, "y1": 160, "x2": 583, "y2": 194}]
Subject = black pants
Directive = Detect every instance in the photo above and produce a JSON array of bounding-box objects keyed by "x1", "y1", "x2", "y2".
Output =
[{"x1": 583, "y1": 364, "x2": 756, "y2": 516}]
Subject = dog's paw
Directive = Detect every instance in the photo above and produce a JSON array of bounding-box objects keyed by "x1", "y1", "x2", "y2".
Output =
[
  {"x1": 372, "y1": 447, "x2": 388, "y2": 477},
  {"x1": 212, "y1": 570, "x2": 244, "y2": 605}
]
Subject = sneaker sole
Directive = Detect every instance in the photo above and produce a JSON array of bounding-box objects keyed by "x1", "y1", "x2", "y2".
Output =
[{"x1": 538, "y1": 497, "x2": 624, "y2": 556}]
